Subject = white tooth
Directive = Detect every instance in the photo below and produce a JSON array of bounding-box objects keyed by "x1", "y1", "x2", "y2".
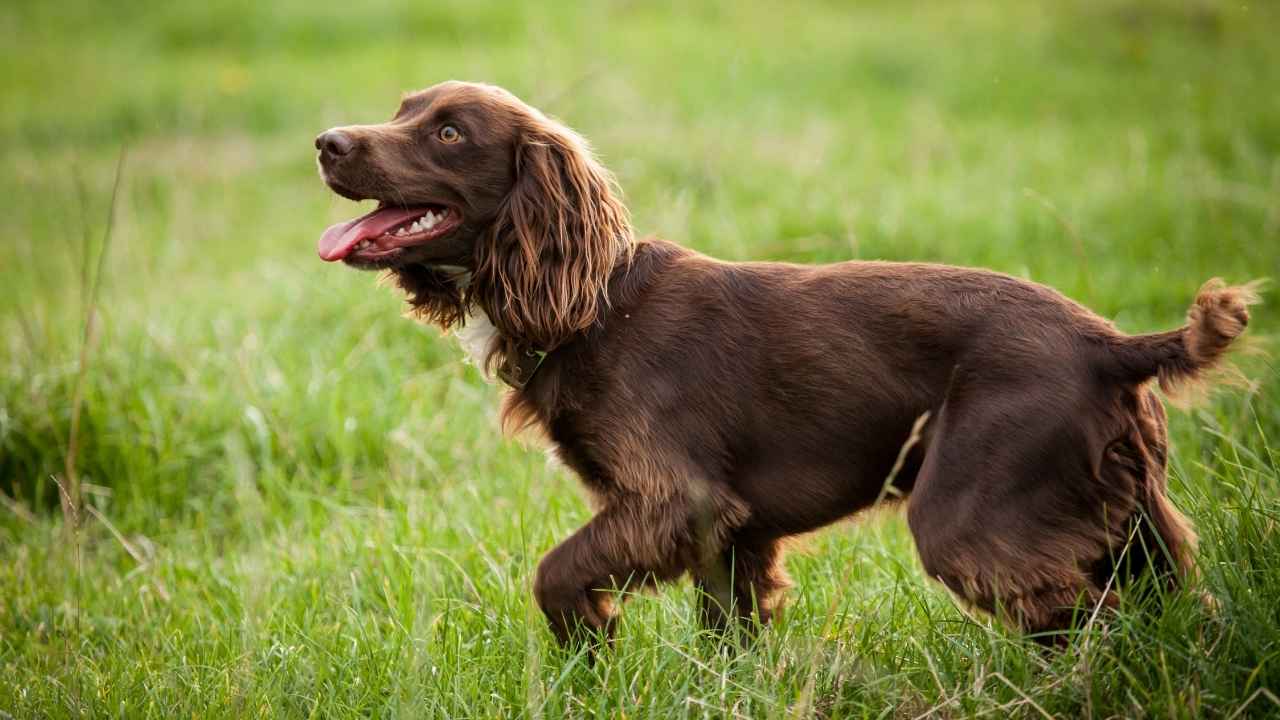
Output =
[
  {"x1": 396, "y1": 228, "x2": 407, "y2": 236},
  {"x1": 423, "y1": 213, "x2": 438, "y2": 229}
]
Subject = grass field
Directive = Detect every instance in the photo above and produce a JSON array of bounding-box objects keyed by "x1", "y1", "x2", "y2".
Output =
[{"x1": 3, "y1": 1, "x2": 1280, "y2": 717}]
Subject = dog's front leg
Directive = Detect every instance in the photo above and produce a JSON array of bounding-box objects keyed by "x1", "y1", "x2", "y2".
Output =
[
  {"x1": 533, "y1": 494, "x2": 722, "y2": 646},
  {"x1": 695, "y1": 536, "x2": 790, "y2": 634}
]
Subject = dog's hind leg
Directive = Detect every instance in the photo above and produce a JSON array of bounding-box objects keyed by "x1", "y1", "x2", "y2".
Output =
[
  {"x1": 1090, "y1": 388, "x2": 1197, "y2": 595},
  {"x1": 906, "y1": 379, "x2": 1141, "y2": 644}
]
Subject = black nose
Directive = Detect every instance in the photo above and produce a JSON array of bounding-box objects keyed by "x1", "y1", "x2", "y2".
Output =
[{"x1": 315, "y1": 130, "x2": 354, "y2": 158}]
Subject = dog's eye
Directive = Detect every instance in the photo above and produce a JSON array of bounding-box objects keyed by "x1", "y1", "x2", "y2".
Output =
[{"x1": 438, "y1": 125, "x2": 461, "y2": 143}]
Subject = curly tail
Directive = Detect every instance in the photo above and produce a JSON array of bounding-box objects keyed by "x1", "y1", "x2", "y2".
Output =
[{"x1": 1105, "y1": 279, "x2": 1263, "y2": 394}]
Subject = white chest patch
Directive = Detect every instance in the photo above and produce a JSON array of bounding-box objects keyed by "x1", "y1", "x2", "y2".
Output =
[
  {"x1": 453, "y1": 309, "x2": 500, "y2": 378},
  {"x1": 437, "y1": 267, "x2": 500, "y2": 380}
]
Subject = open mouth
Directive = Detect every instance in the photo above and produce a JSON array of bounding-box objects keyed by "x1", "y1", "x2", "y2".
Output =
[{"x1": 318, "y1": 204, "x2": 461, "y2": 262}]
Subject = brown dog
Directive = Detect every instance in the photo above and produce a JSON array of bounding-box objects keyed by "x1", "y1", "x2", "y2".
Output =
[{"x1": 315, "y1": 81, "x2": 1257, "y2": 645}]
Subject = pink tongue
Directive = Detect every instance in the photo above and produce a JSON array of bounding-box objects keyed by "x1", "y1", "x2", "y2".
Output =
[{"x1": 318, "y1": 206, "x2": 430, "y2": 261}]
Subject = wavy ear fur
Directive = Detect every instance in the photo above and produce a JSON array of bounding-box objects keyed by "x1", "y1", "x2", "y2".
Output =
[{"x1": 473, "y1": 118, "x2": 632, "y2": 364}]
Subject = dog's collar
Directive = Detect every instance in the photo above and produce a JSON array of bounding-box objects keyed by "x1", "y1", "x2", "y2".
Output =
[{"x1": 498, "y1": 346, "x2": 547, "y2": 389}]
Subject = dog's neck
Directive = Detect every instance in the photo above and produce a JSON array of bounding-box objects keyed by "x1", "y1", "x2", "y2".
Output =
[
  {"x1": 419, "y1": 241, "x2": 643, "y2": 390},
  {"x1": 428, "y1": 265, "x2": 543, "y2": 388}
]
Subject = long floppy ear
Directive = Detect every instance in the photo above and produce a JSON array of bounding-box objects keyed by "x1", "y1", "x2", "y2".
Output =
[{"x1": 473, "y1": 119, "x2": 632, "y2": 355}]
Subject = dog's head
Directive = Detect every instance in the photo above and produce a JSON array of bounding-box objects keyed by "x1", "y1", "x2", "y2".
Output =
[{"x1": 315, "y1": 81, "x2": 632, "y2": 349}]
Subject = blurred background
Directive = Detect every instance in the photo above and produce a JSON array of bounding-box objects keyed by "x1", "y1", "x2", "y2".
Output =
[{"x1": 2, "y1": 1, "x2": 1278, "y2": 717}]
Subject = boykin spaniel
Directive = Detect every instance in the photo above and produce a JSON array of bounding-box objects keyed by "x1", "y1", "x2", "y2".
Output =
[{"x1": 315, "y1": 81, "x2": 1258, "y2": 645}]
